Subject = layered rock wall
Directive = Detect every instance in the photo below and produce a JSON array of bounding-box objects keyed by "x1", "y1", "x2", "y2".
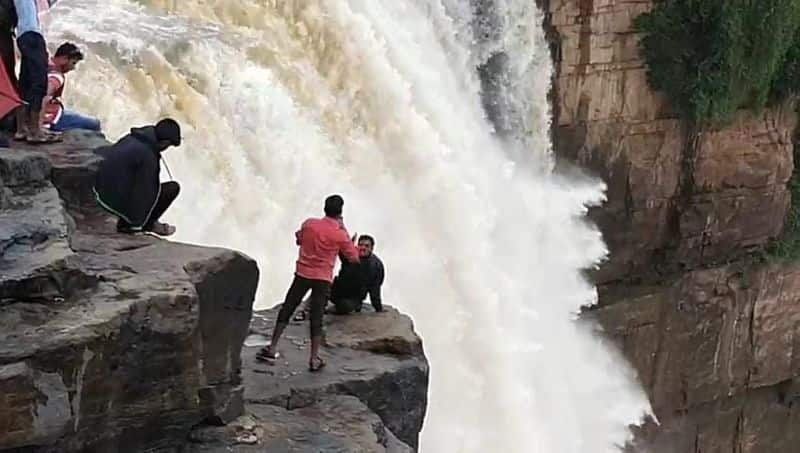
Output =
[
  {"x1": 546, "y1": 0, "x2": 800, "y2": 450},
  {"x1": 548, "y1": 0, "x2": 797, "y2": 284}
]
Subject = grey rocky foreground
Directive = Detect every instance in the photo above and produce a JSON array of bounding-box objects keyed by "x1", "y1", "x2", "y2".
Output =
[
  {"x1": 187, "y1": 305, "x2": 429, "y2": 451},
  {"x1": 0, "y1": 131, "x2": 428, "y2": 452}
]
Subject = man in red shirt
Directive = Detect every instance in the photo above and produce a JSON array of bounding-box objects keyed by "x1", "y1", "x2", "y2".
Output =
[
  {"x1": 257, "y1": 194, "x2": 360, "y2": 371},
  {"x1": 42, "y1": 42, "x2": 100, "y2": 132}
]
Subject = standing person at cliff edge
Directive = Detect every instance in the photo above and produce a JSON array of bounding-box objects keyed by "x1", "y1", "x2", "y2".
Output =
[
  {"x1": 256, "y1": 195, "x2": 360, "y2": 372},
  {"x1": 13, "y1": 0, "x2": 62, "y2": 143},
  {"x1": 93, "y1": 119, "x2": 182, "y2": 237}
]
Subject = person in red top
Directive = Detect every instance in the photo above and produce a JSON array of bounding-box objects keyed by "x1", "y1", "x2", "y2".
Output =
[
  {"x1": 42, "y1": 42, "x2": 100, "y2": 132},
  {"x1": 257, "y1": 194, "x2": 360, "y2": 371}
]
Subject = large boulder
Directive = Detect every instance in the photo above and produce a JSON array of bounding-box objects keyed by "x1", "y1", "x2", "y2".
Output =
[
  {"x1": 187, "y1": 304, "x2": 430, "y2": 451},
  {"x1": 0, "y1": 136, "x2": 259, "y2": 452},
  {"x1": 188, "y1": 395, "x2": 413, "y2": 453}
]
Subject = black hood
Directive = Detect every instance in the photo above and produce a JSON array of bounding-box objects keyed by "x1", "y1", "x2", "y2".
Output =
[{"x1": 130, "y1": 126, "x2": 159, "y2": 149}]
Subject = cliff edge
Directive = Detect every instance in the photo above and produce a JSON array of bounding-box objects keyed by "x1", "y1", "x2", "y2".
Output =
[{"x1": 0, "y1": 131, "x2": 428, "y2": 452}]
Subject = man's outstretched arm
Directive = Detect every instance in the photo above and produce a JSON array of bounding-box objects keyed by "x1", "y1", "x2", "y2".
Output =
[{"x1": 368, "y1": 259, "x2": 385, "y2": 312}]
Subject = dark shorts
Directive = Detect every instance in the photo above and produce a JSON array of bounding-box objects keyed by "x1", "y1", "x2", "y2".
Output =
[{"x1": 17, "y1": 31, "x2": 47, "y2": 112}]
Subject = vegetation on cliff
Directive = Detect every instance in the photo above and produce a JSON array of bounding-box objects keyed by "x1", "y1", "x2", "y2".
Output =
[
  {"x1": 635, "y1": 0, "x2": 800, "y2": 126},
  {"x1": 768, "y1": 126, "x2": 800, "y2": 260}
]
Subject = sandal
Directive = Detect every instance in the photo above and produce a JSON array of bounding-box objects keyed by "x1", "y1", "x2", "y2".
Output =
[
  {"x1": 25, "y1": 132, "x2": 63, "y2": 144},
  {"x1": 255, "y1": 346, "x2": 279, "y2": 363},
  {"x1": 293, "y1": 310, "x2": 308, "y2": 322},
  {"x1": 309, "y1": 356, "x2": 326, "y2": 373}
]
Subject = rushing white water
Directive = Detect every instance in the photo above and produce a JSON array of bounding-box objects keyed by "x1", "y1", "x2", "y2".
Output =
[{"x1": 49, "y1": 0, "x2": 651, "y2": 451}]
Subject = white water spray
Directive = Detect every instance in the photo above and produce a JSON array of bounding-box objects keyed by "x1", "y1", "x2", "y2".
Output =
[{"x1": 50, "y1": 0, "x2": 651, "y2": 451}]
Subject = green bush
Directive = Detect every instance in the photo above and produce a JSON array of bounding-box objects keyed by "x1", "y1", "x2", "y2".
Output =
[
  {"x1": 636, "y1": 0, "x2": 800, "y2": 126},
  {"x1": 773, "y1": 35, "x2": 800, "y2": 99}
]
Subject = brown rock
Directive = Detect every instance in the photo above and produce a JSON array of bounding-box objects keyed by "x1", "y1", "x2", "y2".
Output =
[
  {"x1": 589, "y1": 261, "x2": 800, "y2": 437},
  {"x1": 548, "y1": 0, "x2": 798, "y2": 283}
]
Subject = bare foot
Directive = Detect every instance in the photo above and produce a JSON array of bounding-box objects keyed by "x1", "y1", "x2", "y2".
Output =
[{"x1": 148, "y1": 221, "x2": 176, "y2": 237}]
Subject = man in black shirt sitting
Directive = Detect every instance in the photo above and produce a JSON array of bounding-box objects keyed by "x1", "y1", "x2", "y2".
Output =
[{"x1": 330, "y1": 234, "x2": 385, "y2": 314}]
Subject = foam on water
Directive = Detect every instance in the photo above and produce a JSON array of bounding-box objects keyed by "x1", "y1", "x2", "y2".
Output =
[{"x1": 49, "y1": 0, "x2": 650, "y2": 451}]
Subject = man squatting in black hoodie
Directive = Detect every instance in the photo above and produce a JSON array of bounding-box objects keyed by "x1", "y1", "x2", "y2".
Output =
[{"x1": 93, "y1": 118, "x2": 182, "y2": 237}]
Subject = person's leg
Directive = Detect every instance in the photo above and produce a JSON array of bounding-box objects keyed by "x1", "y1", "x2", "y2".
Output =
[
  {"x1": 116, "y1": 217, "x2": 134, "y2": 233},
  {"x1": 331, "y1": 297, "x2": 357, "y2": 315},
  {"x1": 143, "y1": 181, "x2": 180, "y2": 231},
  {"x1": 259, "y1": 275, "x2": 311, "y2": 360},
  {"x1": 50, "y1": 110, "x2": 102, "y2": 132},
  {"x1": 15, "y1": 37, "x2": 30, "y2": 140},
  {"x1": 17, "y1": 32, "x2": 52, "y2": 142},
  {"x1": 308, "y1": 280, "x2": 330, "y2": 370}
]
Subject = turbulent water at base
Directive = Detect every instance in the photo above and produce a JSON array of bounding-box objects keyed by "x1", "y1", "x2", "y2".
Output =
[{"x1": 49, "y1": 0, "x2": 651, "y2": 450}]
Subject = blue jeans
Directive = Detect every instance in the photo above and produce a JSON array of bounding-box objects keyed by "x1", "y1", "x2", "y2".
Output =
[{"x1": 50, "y1": 110, "x2": 101, "y2": 132}]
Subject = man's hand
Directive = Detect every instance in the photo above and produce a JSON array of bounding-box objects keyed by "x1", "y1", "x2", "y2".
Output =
[{"x1": 351, "y1": 233, "x2": 358, "y2": 243}]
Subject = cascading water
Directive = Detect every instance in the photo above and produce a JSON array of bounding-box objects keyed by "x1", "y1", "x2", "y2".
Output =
[{"x1": 48, "y1": 0, "x2": 651, "y2": 451}]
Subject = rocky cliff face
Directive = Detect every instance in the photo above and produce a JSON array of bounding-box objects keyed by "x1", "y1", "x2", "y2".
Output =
[
  {"x1": 0, "y1": 133, "x2": 260, "y2": 452},
  {"x1": 548, "y1": 0, "x2": 797, "y2": 284},
  {"x1": 0, "y1": 132, "x2": 428, "y2": 452},
  {"x1": 546, "y1": 0, "x2": 800, "y2": 450}
]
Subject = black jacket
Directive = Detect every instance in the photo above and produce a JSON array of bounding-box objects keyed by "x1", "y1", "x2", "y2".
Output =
[
  {"x1": 331, "y1": 253, "x2": 385, "y2": 311},
  {"x1": 93, "y1": 126, "x2": 162, "y2": 230}
]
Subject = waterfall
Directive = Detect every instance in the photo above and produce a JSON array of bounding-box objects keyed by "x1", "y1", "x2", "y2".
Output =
[{"x1": 49, "y1": 0, "x2": 651, "y2": 451}]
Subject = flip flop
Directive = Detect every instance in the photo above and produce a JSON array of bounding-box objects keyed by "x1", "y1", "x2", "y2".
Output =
[
  {"x1": 25, "y1": 133, "x2": 63, "y2": 144},
  {"x1": 293, "y1": 310, "x2": 308, "y2": 322},
  {"x1": 255, "y1": 347, "x2": 279, "y2": 363}
]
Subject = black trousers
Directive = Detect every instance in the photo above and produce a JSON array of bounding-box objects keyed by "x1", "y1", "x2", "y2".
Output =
[
  {"x1": 17, "y1": 31, "x2": 47, "y2": 113},
  {"x1": 117, "y1": 181, "x2": 180, "y2": 231},
  {"x1": 276, "y1": 274, "x2": 330, "y2": 338},
  {"x1": 331, "y1": 297, "x2": 362, "y2": 315}
]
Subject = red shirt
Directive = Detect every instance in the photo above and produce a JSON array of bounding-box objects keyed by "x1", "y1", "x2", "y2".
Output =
[
  {"x1": 295, "y1": 216, "x2": 359, "y2": 282},
  {"x1": 43, "y1": 62, "x2": 65, "y2": 127}
]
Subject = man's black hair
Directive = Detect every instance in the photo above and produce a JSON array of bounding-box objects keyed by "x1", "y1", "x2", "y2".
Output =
[
  {"x1": 155, "y1": 118, "x2": 181, "y2": 146},
  {"x1": 324, "y1": 195, "x2": 344, "y2": 217},
  {"x1": 55, "y1": 42, "x2": 83, "y2": 61},
  {"x1": 358, "y1": 234, "x2": 375, "y2": 247}
]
